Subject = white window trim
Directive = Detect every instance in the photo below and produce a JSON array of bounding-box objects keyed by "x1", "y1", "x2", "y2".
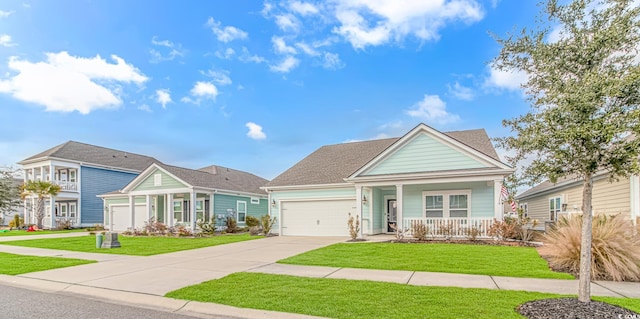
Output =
[
  {"x1": 173, "y1": 200, "x2": 184, "y2": 223},
  {"x1": 153, "y1": 174, "x2": 162, "y2": 187},
  {"x1": 250, "y1": 197, "x2": 260, "y2": 205},
  {"x1": 59, "y1": 203, "x2": 68, "y2": 217},
  {"x1": 422, "y1": 190, "x2": 472, "y2": 218},
  {"x1": 237, "y1": 201, "x2": 247, "y2": 223},
  {"x1": 69, "y1": 202, "x2": 77, "y2": 218},
  {"x1": 549, "y1": 196, "x2": 563, "y2": 221},
  {"x1": 519, "y1": 202, "x2": 528, "y2": 216}
]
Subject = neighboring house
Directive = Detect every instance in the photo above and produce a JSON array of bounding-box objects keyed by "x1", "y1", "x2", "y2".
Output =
[
  {"x1": 516, "y1": 173, "x2": 640, "y2": 230},
  {"x1": 18, "y1": 141, "x2": 159, "y2": 228},
  {"x1": 263, "y1": 124, "x2": 514, "y2": 237},
  {"x1": 99, "y1": 162, "x2": 269, "y2": 231}
]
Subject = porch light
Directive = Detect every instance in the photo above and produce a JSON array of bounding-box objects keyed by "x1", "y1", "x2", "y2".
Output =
[
  {"x1": 271, "y1": 199, "x2": 276, "y2": 207},
  {"x1": 362, "y1": 195, "x2": 368, "y2": 205}
]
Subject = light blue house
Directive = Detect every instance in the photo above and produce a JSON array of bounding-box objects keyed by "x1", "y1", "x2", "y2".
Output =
[
  {"x1": 263, "y1": 124, "x2": 514, "y2": 237},
  {"x1": 99, "y1": 162, "x2": 269, "y2": 231},
  {"x1": 18, "y1": 141, "x2": 158, "y2": 228}
]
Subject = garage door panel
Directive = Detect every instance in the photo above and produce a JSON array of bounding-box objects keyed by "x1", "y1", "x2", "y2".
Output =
[
  {"x1": 281, "y1": 200, "x2": 355, "y2": 236},
  {"x1": 110, "y1": 205, "x2": 148, "y2": 231}
]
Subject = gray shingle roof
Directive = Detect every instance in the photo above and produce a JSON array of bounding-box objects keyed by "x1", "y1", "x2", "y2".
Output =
[
  {"x1": 265, "y1": 128, "x2": 503, "y2": 187},
  {"x1": 152, "y1": 163, "x2": 268, "y2": 195},
  {"x1": 19, "y1": 141, "x2": 159, "y2": 172},
  {"x1": 516, "y1": 174, "x2": 584, "y2": 199}
]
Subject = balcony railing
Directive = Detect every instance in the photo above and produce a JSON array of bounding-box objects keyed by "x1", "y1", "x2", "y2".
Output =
[
  {"x1": 403, "y1": 217, "x2": 495, "y2": 238},
  {"x1": 53, "y1": 180, "x2": 78, "y2": 192}
]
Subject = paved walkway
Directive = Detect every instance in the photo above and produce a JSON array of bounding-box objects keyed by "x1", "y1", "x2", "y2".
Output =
[{"x1": 1, "y1": 234, "x2": 640, "y2": 319}]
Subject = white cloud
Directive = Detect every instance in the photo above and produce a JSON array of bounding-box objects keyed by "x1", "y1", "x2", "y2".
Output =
[
  {"x1": 215, "y1": 48, "x2": 236, "y2": 59},
  {"x1": 296, "y1": 42, "x2": 320, "y2": 56},
  {"x1": 0, "y1": 51, "x2": 148, "y2": 114},
  {"x1": 155, "y1": 89, "x2": 172, "y2": 109},
  {"x1": 239, "y1": 47, "x2": 266, "y2": 63},
  {"x1": 405, "y1": 94, "x2": 460, "y2": 125},
  {"x1": 183, "y1": 81, "x2": 218, "y2": 104},
  {"x1": 447, "y1": 81, "x2": 474, "y2": 101},
  {"x1": 322, "y1": 52, "x2": 344, "y2": 69},
  {"x1": 206, "y1": 17, "x2": 248, "y2": 42},
  {"x1": 272, "y1": 36, "x2": 297, "y2": 55},
  {"x1": 0, "y1": 10, "x2": 13, "y2": 18},
  {"x1": 0, "y1": 34, "x2": 15, "y2": 47},
  {"x1": 484, "y1": 65, "x2": 528, "y2": 91},
  {"x1": 270, "y1": 56, "x2": 299, "y2": 73},
  {"x1": 290, "y1": 1, "x2": 319, "y2": 16},
  {"x1": 246, "y1": 122, "x2": 267, "y2": 140},
  {"x1": 201, "y1": 69, "x2": 232, "y2": 86},
  {"x1": 149, "y1": 37, "x2": 185, "y2": 63},
  {"x1": 138, "y1": 104, "x2": 152, "y2": 112},
  {"x1": 275, "y1": 14, "x2": 300, "y2": 32},
  {"x1": 333, "y1": 0, "x2": 484, "y2": 49}
]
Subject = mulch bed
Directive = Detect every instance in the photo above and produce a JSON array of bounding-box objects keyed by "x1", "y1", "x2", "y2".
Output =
[
  {"x1": 518, "y1": 298, "x2": 639, "y2": 319},
  {"x1": 387, "y1": 239, "x2": 541, "y2": 247}
]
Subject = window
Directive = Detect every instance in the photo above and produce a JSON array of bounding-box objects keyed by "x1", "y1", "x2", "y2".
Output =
[
  {"x1": 423, "y1": 190, "x2": 471, "y2": 218},
  {"x1": 196, "y1": 200, "x2": 205, "y2": 222},
  {"x1": 519, "y1": 203, "x2": 528, "y2": 217},
  {"x1": 250, "y1": 197, "x2": 260, "y2": 205},
  {"x1": 173, "y1": 200, "x2": 183, "y2": 223},
  {"x1": 69, "y1": 203, "x2": 77, "y2": 218},
  {"x1": 59, "y1": 203, "x2": 67, "y2": 218},
  {"x1": 237, "y1": 201, "x2": 247, "y2": 223},
  {"x1": 549, "y1": 196, "x2": 562, "y2": 221},
  {"x1": 69, "y1": 170, "x2": 76, "y2": 182},
  {"x1": 154, "y1": 174, "x2": 162, "y2": 187}
]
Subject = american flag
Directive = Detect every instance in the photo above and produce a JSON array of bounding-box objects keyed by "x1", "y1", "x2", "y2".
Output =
[{"x1": 501, "y1": 185, "x2": 517, "y2": 212}]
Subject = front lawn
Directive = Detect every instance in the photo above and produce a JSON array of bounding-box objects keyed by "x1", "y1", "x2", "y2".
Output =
[
  {"x1": 0, "y1": 252, "x2": 95, "y2": 275},
  {"x1": 0, "y1": 233, "x2": 261, "y2": 256},
  {"x1": 278, "y1": 242, "x2": 573, "y2": 279},
  {"x1": 166, "y1": 273, "x2": 640, "y2": 319},
  {"x1": 0, "y1": 229, "x2": 86, "y2": 237}
]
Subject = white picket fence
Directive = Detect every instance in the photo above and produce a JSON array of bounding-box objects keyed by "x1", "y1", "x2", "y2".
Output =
[{"x1": 403, "y1": 217, "x2": 495, "y2": 238}]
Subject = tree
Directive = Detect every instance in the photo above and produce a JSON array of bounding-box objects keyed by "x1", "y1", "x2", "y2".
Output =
[
  {"x1": 0, "y1": 167, "x2": 22, "y2": 220},
  {"x1": 20, "y1": 180, "x2": 60, "y2": 229},
  {"x1": 493, "y1": 0, "x2": 640, "y2": 303}
]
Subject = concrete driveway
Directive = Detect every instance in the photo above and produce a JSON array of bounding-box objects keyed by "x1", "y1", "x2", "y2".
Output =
[{"x1": 11, "y1": 236, "x2": 346, "y2": 295}]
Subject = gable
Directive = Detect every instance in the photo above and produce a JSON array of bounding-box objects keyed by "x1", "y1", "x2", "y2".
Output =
[
  {"x1": 361, "y1": 132, "x2": 493, "y2": 176},
  {"x1": 131, "y1": 168, "x2": 188, "y2": 191}
]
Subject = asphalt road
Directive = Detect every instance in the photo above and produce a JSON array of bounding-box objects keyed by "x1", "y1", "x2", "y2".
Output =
[{"x1": 0, "y1": 284, "x2": 236, "y2": 319}]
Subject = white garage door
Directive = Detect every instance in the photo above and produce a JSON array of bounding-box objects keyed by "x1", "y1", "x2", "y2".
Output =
[
  {"x1": 110, "y1": 205, "x2": 148, "y2": 231},
  {"x1": 281, "y1": 200, "x2": 356, "y2": 236}
]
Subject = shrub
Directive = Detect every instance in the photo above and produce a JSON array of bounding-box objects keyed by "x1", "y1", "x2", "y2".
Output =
[
  {"x1": 389, "y1": 223, "x2": 408, "y2": 241},
  {"x1": 465, "y1": 226, "x2": 481, "y2": 241},
  {"x1": 488, "y1": 218, "x2": 517, "y2": 240},
  {"x1": 542, "y1": 214, "x2": 640, "y2": 281},
  {"x1": 249, "y1": 226, "x2": 261, "y2": 236},
  {"x1": 261, "y1": 214, "x2": 276, "y2": 236},
  {"x1": 411, "y1": 221, "x2": 428, "y2": 241},
  {"x1": 245, "y1": 216, "x2": 260, "y2": 227},
  {"x1": 197, "y1": 220, "x2": 217, "y2": 235},
  {"x1": 347, "y1": 213, "x2": 360, "y2": 240},
  {"x1": 9, "y1": 214, "x2": 24, "y2": 229},
  {"x1": 143, "y1": 217, "x2": 168, "y2": 235},
  {"x1": 172, "y1": 225, "x2": 193, "y2": 237},
  {"x1": 225, "y1": 216, "x2": 238, "y2": 233}
]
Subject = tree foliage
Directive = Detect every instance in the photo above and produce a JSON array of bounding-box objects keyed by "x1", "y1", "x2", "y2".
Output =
[
  {"x1": 493, "y1": 0, "x2": 640, "y2": 302},
  {"x1": 20, "y1": 180, "x2": 60, "y2": 229},
  {"x1": 0, "y1": 167, "x2": 22, "y2": 218}
]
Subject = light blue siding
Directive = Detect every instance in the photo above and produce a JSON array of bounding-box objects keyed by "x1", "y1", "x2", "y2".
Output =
[
  {"x1": 82, "y1": 166, "x2": 138, "y2": 225},
  {"x1": 213, "y1": 193, "x2": 268, "y2": 225},
  {"x1": 363, "y1": 133, "x2": 491, "y2": 176}
]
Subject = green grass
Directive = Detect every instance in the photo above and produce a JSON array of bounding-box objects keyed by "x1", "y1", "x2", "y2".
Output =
[
  {"x1": 0, "y1": 233, "x2": 261, "y2": 256},
  {"x1": 166, "y1": 273, "x2": 640, "y2": 319},
  {"x1": 278, "y1": 242, "x2": 573, "y2": 279},
  {"x1": 0, "y1": 252, "x2": 95, "y2": 275},
  {"x1": 0, "y1": 229, "x2": 86, "y2": 237}
]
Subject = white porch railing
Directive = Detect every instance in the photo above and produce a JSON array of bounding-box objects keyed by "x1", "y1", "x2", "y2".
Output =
[
  {"x1": 53, "y1": 180, "x2": 78, "y2": 192},
  {"x1": 403, "y1": 217, "x2": 495, "y2": 238}
]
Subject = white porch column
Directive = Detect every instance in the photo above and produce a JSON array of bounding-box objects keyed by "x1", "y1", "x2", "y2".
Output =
[
  {"x1": 167, "y1": 193, "x2": 174, "y2": 227},
  {"x1": 493, "y1": 180, "x2": 503, "y2": 220},
  {"x1": 396, "y1": 184, "x2": 404, "y2": 230},
  {"x1": 129, "y1": 195, "x2": 135, "y2": 229},
  {"x1": 49, "y1": 164, "x2": 54, "y2": 183},
  {"x1": 49, "y1": 196, "x2": 56, "y2": 229},
  {"x1": 146, "y1": 195, "x2": 152, "y2": 222},
  {"x1": 190, "y1": 191, "x2": 197, "y2": 230},
  {"x1": 630, "y1": 175, "x2": 639, "y2": 226},
  {"x1": 209, "y1": 193, "x2": 215, "y2": 223},
  {"x1": 366, "y1": 188, "x2": 373, "y2": 234},
  {"x1": 355, "y1": 186, "x2": 363, "y2": 238}
]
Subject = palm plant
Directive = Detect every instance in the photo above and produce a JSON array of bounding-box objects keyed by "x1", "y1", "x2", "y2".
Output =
[{"x1": 21, "y1": 180, "x2": 61, "y2": 229}]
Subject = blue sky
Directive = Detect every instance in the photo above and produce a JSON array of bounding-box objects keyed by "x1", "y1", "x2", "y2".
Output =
[{"x1": 0, "y1": 0, "x2": 538, "y2": 179}]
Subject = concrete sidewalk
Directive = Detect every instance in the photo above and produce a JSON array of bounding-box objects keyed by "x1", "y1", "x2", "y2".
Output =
[
  {"x1": 247, "y1": 263, "x2": 640, "y2": 298},
  {"x1": 0, "y1": 231, "x2": 91, "y2": 242}
]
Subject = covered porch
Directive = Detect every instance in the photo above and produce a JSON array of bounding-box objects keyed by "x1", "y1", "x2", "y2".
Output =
[{"x1": 355, "y1": 179, "x2": 505, "y2": 239}]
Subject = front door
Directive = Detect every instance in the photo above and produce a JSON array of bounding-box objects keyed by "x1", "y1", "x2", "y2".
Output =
[{"x1": 386, "y1": 199, "x2": 397, "y2": 232}]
